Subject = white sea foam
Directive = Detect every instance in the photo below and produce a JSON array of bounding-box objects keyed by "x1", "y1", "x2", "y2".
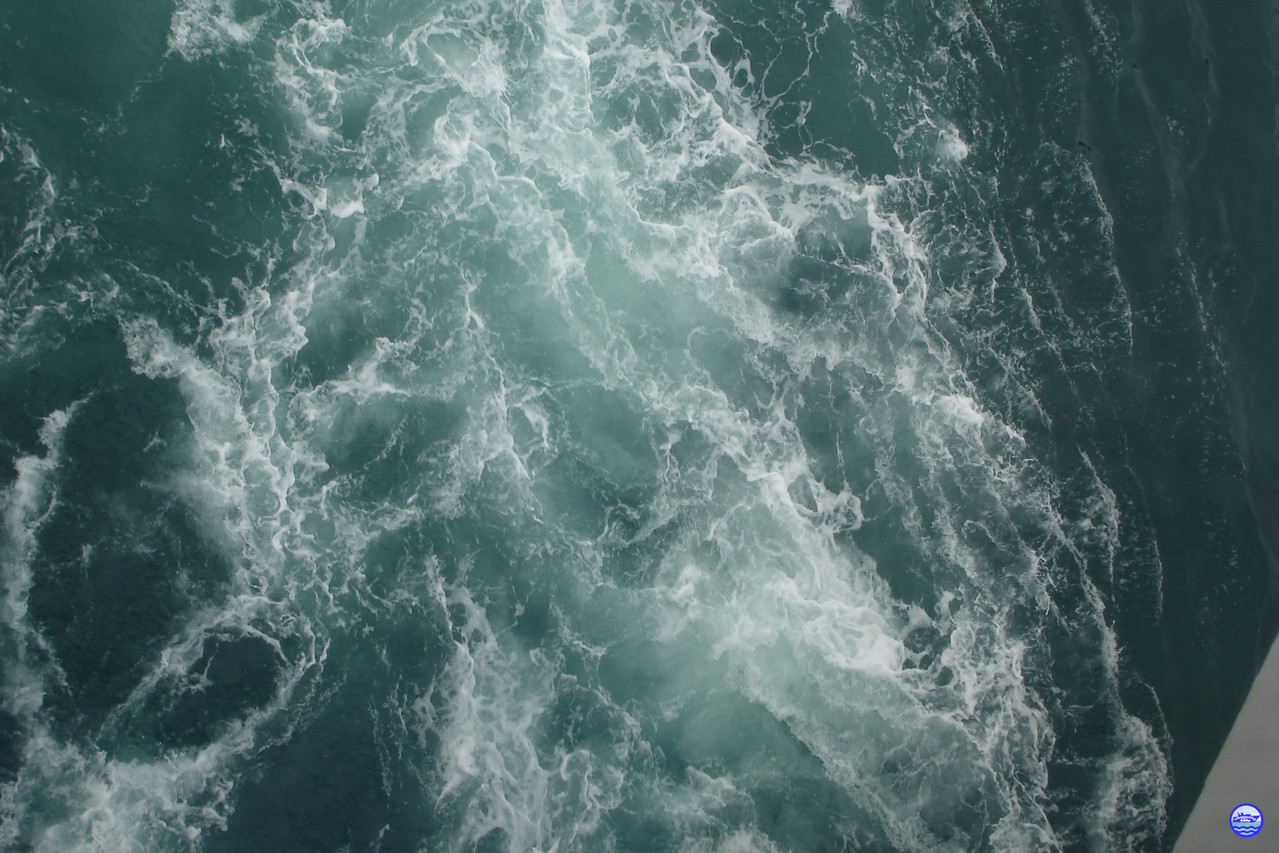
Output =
[
  {"x1": 0, "y1": 405, "x2": 270, "y2": 850},
  {"x1": 303, "y1": 0, "x2": 1165, "y2": 843},
  {"x1": 168, "y1": 0, "x2": 264, "y2": 60},
  {"x1": 0, "y1": 406, "x2": 79, "y2": 720},
  {"x1": 938, "y1": 126, "x2": 971, "y2": 163},
  {"x1": 4, "y1": 0, "x2": 1174, "y2": 847}
]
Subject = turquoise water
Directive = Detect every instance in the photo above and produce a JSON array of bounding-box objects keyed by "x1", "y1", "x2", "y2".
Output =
[{"x1": 2, "y1": 1, "x2": 1277, "y2": 850}]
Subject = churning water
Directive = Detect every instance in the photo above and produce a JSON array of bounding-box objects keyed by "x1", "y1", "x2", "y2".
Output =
[{"x1": 2, "y1": 0, "x2": 1277, "y2": 850}]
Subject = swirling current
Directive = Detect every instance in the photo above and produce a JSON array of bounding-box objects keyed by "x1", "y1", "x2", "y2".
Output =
[{"x1": 2, "y1": 0, "x2": 1277, "y2": 850}]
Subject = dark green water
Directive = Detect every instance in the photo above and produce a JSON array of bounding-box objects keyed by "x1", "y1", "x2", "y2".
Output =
[{"x1": 2, "y1": 0, "x2": 1277, "y2": 850}]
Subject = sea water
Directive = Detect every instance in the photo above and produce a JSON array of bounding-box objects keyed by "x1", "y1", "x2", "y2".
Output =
[{"x1": 1, "y1": 0, "x2": 1277, "y2": 850}]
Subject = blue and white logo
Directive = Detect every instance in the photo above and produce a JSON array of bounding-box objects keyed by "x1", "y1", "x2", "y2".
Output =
[{"x1": 1230, "y1": 803, "x2": 1264, "y2": 838}]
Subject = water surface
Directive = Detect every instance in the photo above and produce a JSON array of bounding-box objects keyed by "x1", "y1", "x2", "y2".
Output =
[{"x1": 2, "y1": 0, "x2": 1277, "y2": 850}]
